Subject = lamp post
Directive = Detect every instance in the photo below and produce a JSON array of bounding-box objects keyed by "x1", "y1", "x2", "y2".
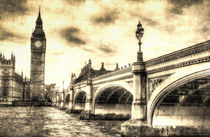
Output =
[
  {"x1": 121, "y1": 20, "x2": 147, "y2": 137},
  {"x1": 63, "y1": 80, "x2": 65, "y2": 106},
  {"x1": 131, "y1": 21, "x2": 146, "y2": 120},
  {"x1": 135, "y1": 21, "x2": 144, "y2": 62}
]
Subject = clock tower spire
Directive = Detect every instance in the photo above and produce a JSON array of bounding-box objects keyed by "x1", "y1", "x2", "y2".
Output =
[
  {"x1": 32, "y1": 6, "x2": 45, "y2": 39},
  {"x1": 30, "y1": 7, "x2": 46, "y2": 101}
]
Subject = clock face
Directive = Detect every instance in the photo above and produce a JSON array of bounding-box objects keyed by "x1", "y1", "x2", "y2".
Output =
[{"x1": 34, "y1": 41, "x2": 42, "y2": 48}]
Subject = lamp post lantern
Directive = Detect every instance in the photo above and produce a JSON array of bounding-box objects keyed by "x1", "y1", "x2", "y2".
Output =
[{"x1": 135, "y1": 21, "x2": 144, "y2": 61}]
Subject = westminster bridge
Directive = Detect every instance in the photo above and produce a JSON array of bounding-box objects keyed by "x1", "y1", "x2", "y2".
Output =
[{"x1": 53, "y1": 22, "x2": 210, "y2": 136}]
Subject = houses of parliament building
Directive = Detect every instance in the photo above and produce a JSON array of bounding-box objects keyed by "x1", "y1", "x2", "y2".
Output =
[{"x1": 0, "y1": 10, "x2": 46, "y2": 104}]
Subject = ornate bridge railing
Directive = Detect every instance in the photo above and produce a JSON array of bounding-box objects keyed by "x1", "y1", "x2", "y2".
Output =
[{"x1": 145, "y1": 40, "x2": 210, "y2": 67}]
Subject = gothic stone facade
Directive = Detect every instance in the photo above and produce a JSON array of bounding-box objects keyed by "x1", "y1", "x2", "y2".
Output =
[{"x1": 0, "y1": 54, "x2": 30, "y2": 103}]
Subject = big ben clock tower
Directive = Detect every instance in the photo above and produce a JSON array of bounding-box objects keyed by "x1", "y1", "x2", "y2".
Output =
[{"x1": 30, "y1": 8, "x2": 46, "y2": 101}]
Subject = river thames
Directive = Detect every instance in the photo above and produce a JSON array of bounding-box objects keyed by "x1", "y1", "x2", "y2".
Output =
[{"x1": 0, "y1": 107, "x2": 123, "y2": 137}]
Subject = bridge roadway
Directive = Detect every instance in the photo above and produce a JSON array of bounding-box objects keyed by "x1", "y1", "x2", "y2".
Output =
[{"x1": 53, "y1": 40, "x2": 210, "y2": 136}]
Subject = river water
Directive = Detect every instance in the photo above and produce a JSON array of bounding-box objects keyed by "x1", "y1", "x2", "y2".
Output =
[{"x1": 0, "y1": 107, "x2": 124, "y2": 137}]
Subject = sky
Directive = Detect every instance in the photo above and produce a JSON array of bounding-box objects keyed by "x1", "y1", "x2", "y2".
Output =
[{"x1": 0, "y1": 0, "x2": 209, "y2": 90}]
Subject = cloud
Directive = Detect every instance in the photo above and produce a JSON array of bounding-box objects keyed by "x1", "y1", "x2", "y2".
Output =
[
  {"x1": 64, "y1": 0, "x2": 85, "y2": 5},
  {"x1": 198, "y1": 26, "x2": 210, "y2": 40},
  {"x1": 203, "y1": 2, "x2": 210, "y2": 22},
  {"x1": 0, "y1": 27, "x2": 25, "y2": 42},
  {"x1": 129, "y1": 10, "x2": 159, "y2": 27},
  {"x1": 53, "y1": 51, "x2": 65, "y2": 56},
  {"x1": 60, "y1": 27, "x2": 86, "y2": 45},
  {"x1": 83, "y1": 48, "x2": 94, "y2": 53},
  {"x1": 0, "y1": 0, "x2": 28, "y2": 19},
  {"x1": 141, "y1": 17, "x2": 159, "y2": 27},
  {"x1": 92, "y1": 10, "x2": 119, "y2": 25},
  {"x1": 201, "y1": 27, "x2": 209, "y2": 33},
  {"x1": 168, "y1": 0, "x2": 203, "y2": 15},
  {"x1": 98, "y1": 45, "x2": 115, "y2": 54}
]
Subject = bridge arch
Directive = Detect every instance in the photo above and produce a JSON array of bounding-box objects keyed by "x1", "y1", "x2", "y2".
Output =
[
  {"x1": 73, "y1": 91, "x2": 86, "y2": 112},
  {"x1": 93, "y1": 82, "x2": 133, "y2": 115},
  {"x1": 64, "y1": 94, "x2": 70, "y2": 108},
  {"x1": 148, "y1": 64, "x2": 210, "y2": 126}
]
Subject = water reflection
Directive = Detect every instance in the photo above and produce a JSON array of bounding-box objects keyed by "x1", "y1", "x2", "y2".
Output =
[{"x1": 0, "y1": 107, "x2": 123, "y2": 137}]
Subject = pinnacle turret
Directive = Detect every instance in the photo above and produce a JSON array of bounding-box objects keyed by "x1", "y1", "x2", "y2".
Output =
[
  {"x1": 0, "y1": 53, "x2": 15, "y2": 66},
  {"x1": 100, "y1": 62, "x2": 106, "y2": 71}
]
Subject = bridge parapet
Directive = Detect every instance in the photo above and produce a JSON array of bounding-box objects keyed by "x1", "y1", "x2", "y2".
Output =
[
  {"x1": 92, "y1": 67, "x2": 133, "y2": 87},
  {"x1": 70, "y1": 66, "x2": 133, "y2": 94},
  {"x1": 73, "y1": 81, "x2": 86, "y2": 88},
  {"x1": 93, "y1": 67, "x2": 132, "y2": 82},
  {"x1": 146, "y1": 40, "x2": 210, "y2": 76},
  {"x1": 146, "y1": 40, "x2": 210, "y2": 67}
]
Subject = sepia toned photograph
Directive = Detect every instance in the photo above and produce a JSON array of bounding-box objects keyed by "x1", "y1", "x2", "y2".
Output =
[{"x1": 0, "y1": 0, "x2": 210, "y2": 136}]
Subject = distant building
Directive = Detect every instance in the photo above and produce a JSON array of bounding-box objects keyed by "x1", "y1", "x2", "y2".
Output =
[
  {"x1": 45, "y1": 84, "x2": 59, "y2": 102},
  {"x1": 0, "y1": 54, "x2": 30, "y2": 103}
]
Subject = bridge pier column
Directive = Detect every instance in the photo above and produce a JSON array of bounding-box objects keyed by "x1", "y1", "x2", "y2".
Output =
[
  {"x1": 121, "y1": 53, "x2": 149, "y2": 136},
  {"x1": 59, "y1": 92, "x2": 65, "y2": 109},
  {"x1": 66, "y1": 88, "x2": 74, "y2": 113},
  {"x1": 131, "y1": 60, "x2": 147, "y2": 120},
  {"x1": 80, "y1": 72, "x2": 94, "y2": 119},
  {"x1": 84, "y1": 81, "x2": 93, "y2": 113}
]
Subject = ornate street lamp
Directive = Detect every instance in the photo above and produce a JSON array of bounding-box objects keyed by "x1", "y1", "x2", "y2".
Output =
[
  {"x1": 135, "y1": 21, "x2": 144, "y2": 61},
  {"x1": 62, "y1": 80, "x2": 65, "y2": 106}
]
